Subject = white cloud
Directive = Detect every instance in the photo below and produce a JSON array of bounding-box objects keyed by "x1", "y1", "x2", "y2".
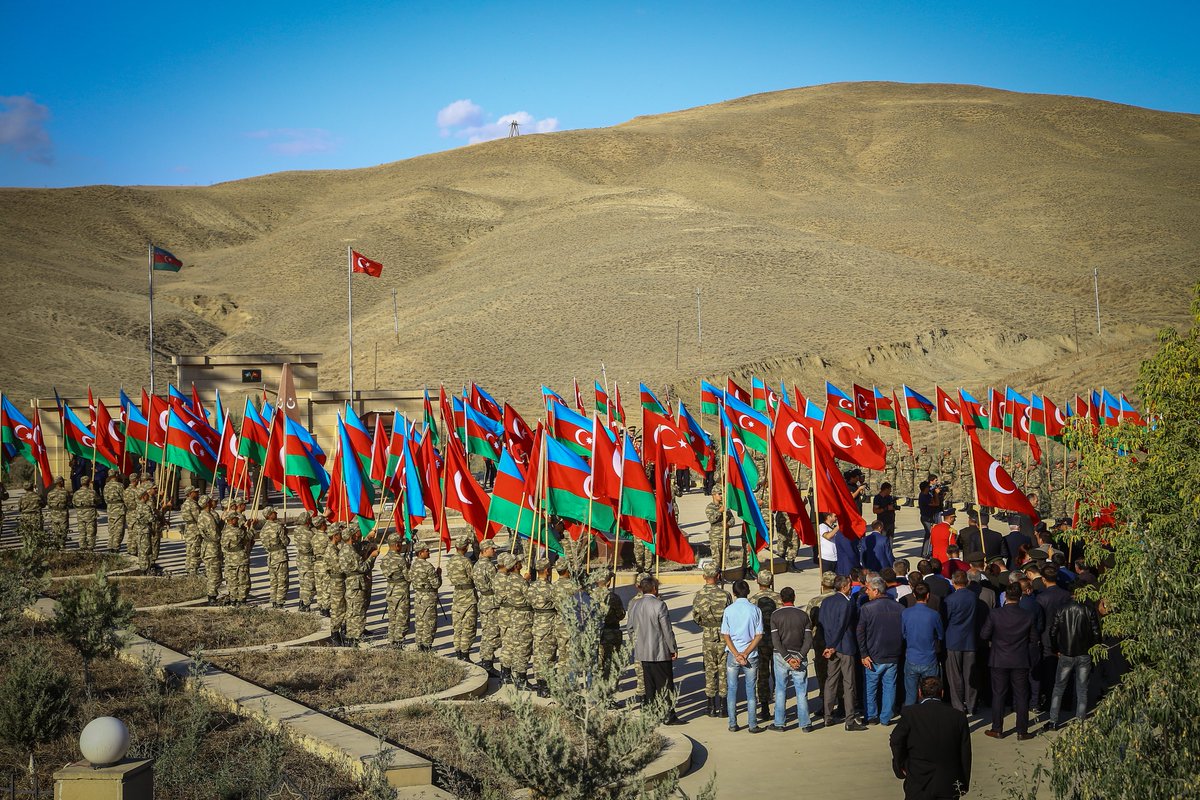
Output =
[
  {"x1": 0, "y1": 95, "x2": 53, "y2": 165},
  {"x1": 243, "y1": 128, "x2": 339, "y2": 156},
  {"x1": 436, "y1": 102, "x2": 559, "y2": 144},
  {"x1": 436, "y1": 99, "x2": 484, "y2": 133}
]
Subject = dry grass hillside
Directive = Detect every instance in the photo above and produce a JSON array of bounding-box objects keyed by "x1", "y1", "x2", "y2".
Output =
[{"x1": 1, "y1": 82, "x2": 1197, "y2": 410}]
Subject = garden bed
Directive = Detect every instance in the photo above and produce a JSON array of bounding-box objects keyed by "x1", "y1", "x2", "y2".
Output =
[
  {"x1": 132, "y1": 606, "x2": 322, "y2": 653},
  {"x1": 0, "y1": 623, "x2": 368, "y2": 799},
  {"x1": 43, "y1": 575, "x2": 206, "y2": 607},
  {"x1": 0, "y1": 548, "x2": 128, "y2": 577},
  {"x1": 210, "y1": 648, "x2": 466, "y2": 710}
]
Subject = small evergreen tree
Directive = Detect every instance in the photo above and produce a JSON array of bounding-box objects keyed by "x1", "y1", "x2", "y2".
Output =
[
  {"x1": 52, "y1": 568, "x2": 133, "y2": 698},
  {"x1": 0, "y1": 544, "x2": 47, "y2": 637},
  {"x1": 0, "y1": 649, "x2": 76, "y2": 777},
  {"x1": 440, "y1": 579, "x2": 716, "y2": 800}
]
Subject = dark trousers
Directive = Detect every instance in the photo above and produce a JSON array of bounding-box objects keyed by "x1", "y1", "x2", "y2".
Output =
[
  {"x1": 824, "y1": 652, "x2": 857, "y2": 723},
  {"x1": 1034, "y1": 653, "x2": 1057, "y2": 709},
  {"x1": 946, "y1": 650, "x2": 977, "y2": 713},
  {"x1": 990, "y1": 666, "x2": 1031, "y2": 734},
  {"x1": 642, "y1": 660, "x2": 675, "y2": 708}
]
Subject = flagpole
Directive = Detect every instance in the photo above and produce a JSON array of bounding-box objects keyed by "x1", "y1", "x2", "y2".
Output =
[
  {"x1": 968, "y1": 433, "x2": 987, "y2": 560},
  {"x1": 720, "y1": 421, "x2": 729, "y2": 576},
  {"x1": 808, "y1": 425, "x2": 821, "y2": 561},
  {"x1": 148, "y1": 244, "x2": 155, "y2": 395},
  {"x1": 347, "y1": 246, "x2": 355, "y2": 401},
  {"x1": 612, "y1": 429, "x2": 626, "y2": 577}
]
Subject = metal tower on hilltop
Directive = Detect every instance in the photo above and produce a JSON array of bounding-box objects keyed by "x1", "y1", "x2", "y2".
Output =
[{"x1": 508, "y1": 119, "x2": 520, "y2": 137}]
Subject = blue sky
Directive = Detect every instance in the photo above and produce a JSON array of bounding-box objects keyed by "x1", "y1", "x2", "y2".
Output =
[{"x1": 2, "y1": 1, "x2": 1197, "y2": 188}]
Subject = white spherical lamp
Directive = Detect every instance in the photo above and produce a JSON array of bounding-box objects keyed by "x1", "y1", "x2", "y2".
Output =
[{"x1": 79, "y1": 716, "x2": 131, "y2": 767}]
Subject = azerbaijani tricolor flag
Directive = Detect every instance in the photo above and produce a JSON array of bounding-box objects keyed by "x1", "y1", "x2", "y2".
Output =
[{"x1": 151, "y1": 245, "x2": 183, "y2": 272}]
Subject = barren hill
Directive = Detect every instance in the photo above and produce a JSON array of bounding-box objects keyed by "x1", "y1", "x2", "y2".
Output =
[{"x1": 2, "y1": 82, "x2": 1197, "y2": 407}]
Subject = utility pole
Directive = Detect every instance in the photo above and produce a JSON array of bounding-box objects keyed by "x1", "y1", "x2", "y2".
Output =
[
  {"x1": 675, "y1": 320, "x2": 680, "y2": 370},
  {"x1": 695, "y1": 287, "x2": 702, "y2": 355},
  {"x1": 508, "y1": 120, "x2": 520, "y2": 137},
  {"x1": 1093, "y1": 268, "x2": 1101, "y2": 336},
  {"x1": 392, "y1": 287, "x2": 399, "y2": 345},
  {"x1": 1073, "y1": 309, "x2": 1080, "y2": 353}
]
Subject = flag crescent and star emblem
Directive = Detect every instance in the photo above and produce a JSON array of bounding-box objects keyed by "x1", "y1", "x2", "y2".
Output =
[
  {"x1": 830, "y1": 422, "x2": 854, "y2": 449},
  {"x1": 737, "y1": 414, "x2": 755, "y2": 431},
  {"x1": 1054, "y1": 408, "x2": 1066, "y2": 425},
  {"x1": 612, "y1": 449, "x2": 623, "y2": 478},
  {"x1": 839, "y1": 397, "x2": 854, "y2": 411},
  {"x1": 583, "y1": 475, "x2": 598, "y2": 500},
  {"x1": 574, "y1": 429, "x2": 592, "y2": 448},
  {"x1": 190, "y1": 440, "x2": 205, "y2": 457},
  {"x1": 82, "y1": 435, "x2": 95, "y2": 448},
  {"x1": 454, "y1": 471, "x2": 473, "y2": 505},
  {"x1": 655, "y1": 425, "x2": 680, "y2": 449},
  {"x1": 356, "y1": 256, "x2": 371, "y2": 271},
  {"x1": 988, "y1": 462, "x2": 1016, "y2": 495},
  {"x1": 108, "y1": 420, "x2": 121, "y2": 441},
  {"x1": 785, "y1": 422, "x2": 808, "y2": 450},
  {"x1": 13, "y1": 423, "x2": 30, "y2": 442}
]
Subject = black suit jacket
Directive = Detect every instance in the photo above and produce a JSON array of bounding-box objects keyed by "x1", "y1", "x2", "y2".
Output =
[
  {"x1": 890, "y1": 698, "x2": 972, "y2": 799},
  {"x1": 980, "y1": 602, "x2": 1038, "y2": 668}
]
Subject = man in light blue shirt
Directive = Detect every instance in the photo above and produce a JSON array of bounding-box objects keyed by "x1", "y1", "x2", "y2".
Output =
[{"x1": 721, "y1": 579, "x2": 764, "y2": 732}]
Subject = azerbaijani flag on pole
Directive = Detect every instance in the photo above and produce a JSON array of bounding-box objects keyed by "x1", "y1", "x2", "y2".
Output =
[
  {"x1": 618, "y1": 434, "x2": 656, "y2": 526},
  {"x1": 544, "y1": 435, "x2": 616, "y2": 535},
  {"x1": 164, "y1": 403, "x2": 218, "y2": 481},
  {"x1": 486, "y1": 444, "x2": 537, "y2": 538},
  {"x1": 464, "y1": 402, "x2": 503, "y2": 461},
  {"x1": 903, "y1": 385, "x2": 935, "y2": 422},
  {"x1": 639, "y1": 383, "x2": 667, "y2": 415},
  {"x1": 874, "y1": 387, "x2": 897, "y2": 428},
  {"x1": 1, "y1": 394, "x2": 36, "y2": 465},
  {"x1": 721, "y1": 406, "x2": 770, "y2": 573},
  {"x1": 721, "y1": 392, "x2": 770, "y2": 455},
  {"x1": 237, "y1": 398, "x2": 272, "y2": 464},
  {"x1": 548, "y1": 401, "x2": 594, "y2": 458},
  {"x1": 700, "y1": 380, "x2": 724, "y2": 416},
  {"x1": 959, "y1": 389, "x2": 990, "y2": 431},
  {"x1": 151, "y1": 245, "x2": 183, "y2": 272},
  {"x1": 336, "y1": 415, "x2": 376, "y2": 536}
]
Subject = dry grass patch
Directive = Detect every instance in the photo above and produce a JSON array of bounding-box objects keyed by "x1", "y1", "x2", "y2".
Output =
[
  {"x1": 0, "y1": 548, "x2": 128, "y2": 577},
  {"x1": 44, "y1": 575, "x2": 206, "y2": 607},
  {"x1": 210, "y1": 649, "x2": 465, "y2": 710},
  {"x1": 133, "y1": 606, "x2": 321, "y2": 652}
]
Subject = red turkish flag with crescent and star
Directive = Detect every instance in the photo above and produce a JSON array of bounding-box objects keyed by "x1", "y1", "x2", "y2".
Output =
[
  {"x1": 967, "y1": 429, "x2": 1040, "y2": 524},
  {"x1": 351, "y1": 250, "x2": 384, "y2": 277},
  {"x1": 821, "y1": 404, "x2": 887, "y2": 471},
  {"x1": 852, "y1": 384, "x2": 877, "y2": 422}
]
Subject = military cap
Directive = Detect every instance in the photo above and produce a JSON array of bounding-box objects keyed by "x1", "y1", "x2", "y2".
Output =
[
  {"x1": 497, "y1": 553, "x2": 514, "y2": 569},
  {"x1": 225, "y1": 513, "x2": 242, "y2": 523},
  {"x1": 702, "y1": 563, "x2": 720, "y2": 579},
  {"x1": 1027, "y1": 548, "x2": 1049, "y2": 561},
  {"x1": 80, "y1": 475, "x2": 91, "y2": 484},
  {"x1": 186, "y1": 486, "x2": 199, "y2": 495},
  {"x1": 756, "y1": 571, "x2": 774, "y2": 586},
  {"x1": 263, "y1": 506, "x2": 277, "y2": 516},
  {"x1": 820, "y1": 571, "x2": 837, "y2": 590},
  {"x1": 554, "y1": 558, "x2": 570, "y2": 573},
  {"x1": 510, "y1": 551, "x2": 524, "y2": 564},
  {"x1": 535, "y1": 558, "x2": 551, "y2": 572},
  {"x1": 988, "y1": 554, "x2": 1008, "y2": 566},
  {"x1": 54, "y1": 476, "x2": 64, "y2": 485},
  {"x1": 386, "y1": 532, "x2": 403, "y2": 544},
  {"x1": 454, "y1": 533, "x2": 473, "y2": 549},
  {"x1": 592, "y1": 566, "x2": 612, "y2": 584},
  {"x1": 23, "y1": 481, "x2": 34, "y2": 491},
  {"x1": 414, "y1": 539, "x2": 431, "y2": 553},
  {"x1": 479, "y1": 538, "x2": 497, "y2": 552},
  {"x1": 636, "y1": 572, "x2": 651, "y2": 585}
]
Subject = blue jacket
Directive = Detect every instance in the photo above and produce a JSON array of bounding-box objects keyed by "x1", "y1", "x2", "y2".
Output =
[
  {"x1": 856, "y1": 596, "x2": 904, "y2": 663},
  {"x1": 834, "y1": 531, "x2": 861, "y2": 575},
  {"x1": 942, "y1": 587, "x2": 978, "y2": 652},
  {"x1": 901, "y1": 603, "x2": 944, "y2": 666},
  {"x1": 861, "y1": 531, "x2": 894, "y2": 572},
  {"x1": 819, "y1": 591, "x2": 858, "y2": 655}
]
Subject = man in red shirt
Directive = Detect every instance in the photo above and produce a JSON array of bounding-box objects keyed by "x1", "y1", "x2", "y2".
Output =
[{"x1": 929, "y1": 510, "x2": 958, "y2": 564}]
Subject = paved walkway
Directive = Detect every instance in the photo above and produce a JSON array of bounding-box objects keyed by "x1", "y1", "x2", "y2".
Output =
[{"x1": 1, "y1": 488, "x2": 1053, "y2": 797}]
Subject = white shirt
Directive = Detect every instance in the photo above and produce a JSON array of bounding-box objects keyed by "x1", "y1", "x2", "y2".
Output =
[{"x1": 819, "y1": 523, "x2": 838, "y2": 562}]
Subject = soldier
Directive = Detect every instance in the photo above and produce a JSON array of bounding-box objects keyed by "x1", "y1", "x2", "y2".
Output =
[
  {"x1": 142, "y1": 484, "x2": 168, "y2": 573},
  {"x1": 883, "y1": 444, "x2": 899, "y2": 495},
  {"x1": 127, "y1": 488, "x2": 155, "y2": 572},
  {"x1": 495, "y1": 553, "x2": 515, "y2": 676},
  {"x1": 410, "y1": 540, "x2": 442, "y2": 652},
  {"x1": 501, "y1": 553, "x2": 534, "y2": 689},
  {"x1": 958, "y1": 444, "x2": 974, "y2": 501},
  {"x1": 46, "y1": 476, "x2": 71, "y2": 548},
  {"x1": 552, "y1": 558, "x2": 576, "y2": 668},
  {"x1": 221, "y1": 512, "x2": 253, "y2": 605},
  {"x1": 379, "y1": 532, "x2": 412, "y2": 648},
  {"x1": 914, "y1": 446, "x2": 934, "y2": 494},
  {"x1": 898, "y1": 449, "x2": 916, "y2": 502},
  {"x1": 325, "y1": 523, "x2": 348, "y2": 643},
  {"x1": 750, "y1": 570, "x2": 782, "y2": 723},
  {"x1": 312, "y1": 514, "x2": 331, "y2": 616},
  {"x1": 773, "y1": 509, "x2": 797, "y2": 567},
  {"x1": 198, "y1": 497, "x2": 224, "y2": 604},
  {"x1": 444, "y1": 534, "x2": 478, "y2": 661},
  {"x1": 123, "y1": 476, "x2": 142, "y2": 557},
  {"x1": 292, "y1": 512, "x2": 317, "y2": 611},
  {"x1": 706, "y1": 489, "x2": 740, "y2": 570},
  {"x1": 18, "y1": 481, "x2": 45, "y2": 549},
  {"x1": 72, "y1": 476, "x2": 99, "y2": 551},
  {"x1": 529, "y1": 558, "x2": 558, "y2": 697},
  {"x1": 626, "y1": 572, "x2": 650, "y2": 702},
  {"x1": 257, "y1": 507, "x2": 290, "y2": 608},
  {"x1": 103, "y1": 474, "x2": 126, "y2": 553},
  {"x1": 692, "y1": 563, "x2": 732, "y2": 716},
  {"x1": 632, "y1": 536, "x2": 653, "y2": 574},
  {"x1": 180, "y1": 487, "x2": 203, "y2": 576},
  {"x1": 595, "y1": 567, "x2": 625, "y2": 681},
  {"x1": 341, "y1": 527, "x2": 377, "y2": 647},
  {"x1": 473, "y1": 539, "x2": 501, "y2": 674},
  {"x1": 939, "y1": 448, "x2": 959, "y2": 503}
]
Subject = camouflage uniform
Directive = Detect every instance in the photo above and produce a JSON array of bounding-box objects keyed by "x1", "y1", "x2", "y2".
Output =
[
  {"x1": 180, "y1": 491, "x2": 202, "y2": 575},
  {"x1": 221, "y1": 515, "x2": 253, "y2": 604},
  {"x1": 500, "y1": 560, "x2": 533, "y2": 683},
  {"x1": 378, "y1": 536, "x2": 411, "y2": 646},
  {"x1": 123, "y1": 480, "x2": 142, "y2": 557},
  {"x1": 596, "y1": 574, "x2": 625, "y2": 680},
  {"x1": 198, "y1": 501, "x2": 224, "y2": 600},
  {"x1": 293, "y1": 515, "x2": 317, "y2": 610},
  {"x1": 473, "y1": 543, "x2": 501, "y2": 668},
  {"x1": 552, "y1": 563, "x2": 576, "y2": 664},
  {"x1": 692, "y1": 571, "x2": 732, "y2": 710},
  {"x1": 773, "y1": 509, "x2": 797, "y2": 563},
  {"x1": 495, "y1": 555, "x2": 515, "y2": 667},
  {"x1": 312, "y1": 519, "x2": 331, "y2": 614},
  {"x1": 706, "y1": 497, "x2": 743, "y2": 570},
  {"x1": 446, "y1": 537, "x2": 477, "y2": 658},
  {"x1": 410, "y1": 547, "x2": 442, "y2": 650},
  {"x1": 915, "y1": 447, "x2": 934, "y2": 487},
  {"x1": 939, "y1": 450, "x2": 959, "y2": 503},
  {"x1": 132, "y1": 494, "x2": 165, "y2": 573},
  {"x1": 899, "y1": 451, "x2": 916, "y2": 500},
  {"x1": 325, "y1": 526, "x2": 347, "y2": 636},
  {"x1": 46, "y1": 481, "x2": 71, "y2": 548},
  {"x1": 958, "y1": 445, "x2": 974, "y2": 501},
  {"x1": 1049, "y1": 460, "x2": 1067, "y2": 519},
  {"x1": 341, "y1": 537, "x2": 374, "y2": 644},
  {"x1": 529, "y1": 562, "x2": 558, "y2": 691},
  {"x1": 750, "y1": 574, "x2": 782, "y2": 717},
  {"x1": 103, "y1": 478, "x2": 126, "y2": 552},
  {"x1": 18, "y1": 486, "x2": 45, "y2": 549},
  {"x1": 258, "y1": 510, "x2": 290, "y2": 607},
  {"x1": 72, "y1": 480, "x2": 99, "y2": 551},
  {"x1": 883, "y1": 446, "x2": 899, "y2": 493}
]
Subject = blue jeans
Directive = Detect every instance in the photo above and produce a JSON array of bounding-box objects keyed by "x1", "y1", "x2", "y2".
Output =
[
  {"x1": 864, "y1": 661, "x2": 898, "y2": 724},
  {"x1": 904, "y1": 661, "x2": 940, "y2": 705},
  {"x1": 773, "y1": 652, "x2": 812, "y2": 728},
  {"x1": 726, "y1": 651, "x2": 759, "y2": 729},
  {"x1": 1050, "y1": 653, "x2": 1092, "y2": 724}
]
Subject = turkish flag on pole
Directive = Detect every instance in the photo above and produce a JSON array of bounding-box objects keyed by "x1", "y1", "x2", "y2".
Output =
[
  {"x1": 769, "y1": 439, "x2": 814, "y2": 545},
  {"x1": 852, "y1": 384, "x2": 877, "y2": 421},
  {"x1": 772, "y1": 401, "x2": 821, "y2": 468},
  {"x1": 821, "y1": 404, "x2": 887, "y2": 471},
  {"x1": 935, "y1": 387, "x2": 962, "y2": 425},
  {"x1": 351, "y1": 250, "x2": 383, "y2": 277},
  {"x1": 967, "y1": 429, "x2": 1040, "y2": 525},
  {"x1": 642, "y1": 408, "x2": 700, "y2": 472},
  {"x1": 443, "y1": 437, "x2": 496, "y2": 540},
  {"x1": 893, "y1": 390, "x2": 914, "y2": 452}
]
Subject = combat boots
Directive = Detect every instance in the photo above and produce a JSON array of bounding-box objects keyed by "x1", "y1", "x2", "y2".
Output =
[
  {"x1": 206, "y1": 595, "x2": 217, "y2": 606},
  {"x1": 298, "y1": 602, "x2": 310, "y2": 612},
  {"x1": 716, "y1": 695, "x2": 728, "y2": 717},
  {"x1": 500, "y1": 667, "x2": 513, "y2": 684},
  {"x1": 536, "y1": 680, "x2": 550, "y2": 698},
  {"x1": 707, "y1": 697, "x2": 718, "y2": 717}
]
